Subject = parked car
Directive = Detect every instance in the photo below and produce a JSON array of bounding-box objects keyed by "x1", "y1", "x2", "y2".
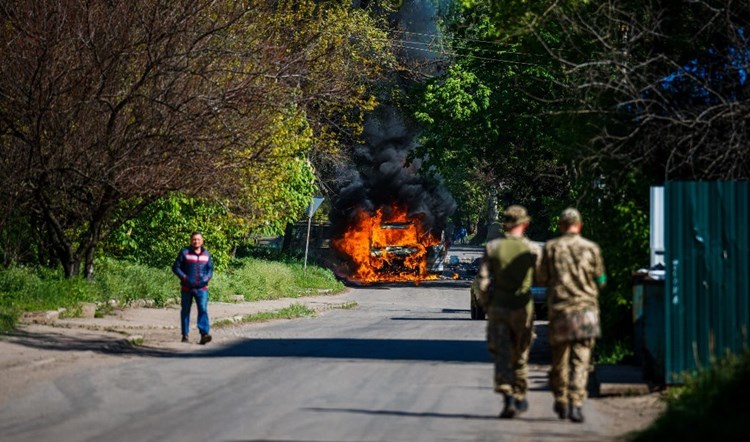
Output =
[
  {"x1": 469, "y1": 277, "x2": 486, "y2": 320},
  {"x1": 468, "y1": 240, "x2": 547, "y2": 320},
  {"x1": 469, "y1": 279, "x2": 547, "y2": 320}
]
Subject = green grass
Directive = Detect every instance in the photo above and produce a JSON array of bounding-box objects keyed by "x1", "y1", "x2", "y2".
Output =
[
  {"x1": 629, "y1": 350, "x2": 750, "y2": 441},
  {"x1": 209, "y1": 257, "x2": 345, "y2": 302},
  {"x1": 212, "y1": 303, "x2": 316, "y2": 328},
  {"x1": 0, "y1": 256, "x2": 344, "y2": 332},
  {"x1": 595, "y1": 339, "x2": 634, "y2": 364}
]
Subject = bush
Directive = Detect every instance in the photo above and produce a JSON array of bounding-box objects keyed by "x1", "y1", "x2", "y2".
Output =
[
  {"x1": 632, "y1": 350, "x2": 750, "y2": 441},
  {"x1": 94, "y1": 258, "x2": 175, "y2": 306}
]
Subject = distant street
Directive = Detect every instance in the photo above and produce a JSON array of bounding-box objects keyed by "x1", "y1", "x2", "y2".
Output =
[{"x1": 1, "y1": 260, "x2": 632, "y2": 441}]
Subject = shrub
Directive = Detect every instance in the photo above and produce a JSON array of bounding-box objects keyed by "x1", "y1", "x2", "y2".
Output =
[{"x1": 632, "y1": 350, "x2": 750, "y2": 441}]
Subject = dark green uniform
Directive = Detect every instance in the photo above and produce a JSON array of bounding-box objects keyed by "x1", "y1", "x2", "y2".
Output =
[{"x1": 477, "y1": 233, "x2": 541, "y2": 402}]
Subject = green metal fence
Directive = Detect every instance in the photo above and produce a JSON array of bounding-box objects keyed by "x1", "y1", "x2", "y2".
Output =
[{"x1": 665, "y1": 181, "x2": 750, "y2": 383}]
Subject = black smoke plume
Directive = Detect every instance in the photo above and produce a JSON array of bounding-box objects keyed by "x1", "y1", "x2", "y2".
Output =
[{"x1": 329, "y1": 106, "x2": 456, "y2": 238}]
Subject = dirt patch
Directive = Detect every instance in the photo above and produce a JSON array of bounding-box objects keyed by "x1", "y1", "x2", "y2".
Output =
[{"x1": 596, "y1": 393, "x2": 667, "y2": 440}]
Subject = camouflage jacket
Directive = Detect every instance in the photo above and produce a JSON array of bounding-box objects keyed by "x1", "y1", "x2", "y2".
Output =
[
  {"x1": 477, "y1": 234, "x2": 542, "y2": 313},
  {"x1": 537, "y1": 233, "x2": 606, "y2": 319}
]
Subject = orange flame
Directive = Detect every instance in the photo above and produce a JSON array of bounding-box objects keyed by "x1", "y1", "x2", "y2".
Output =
[{"x1": 332, "y1": 204, "x2": 441, "y2": 284}]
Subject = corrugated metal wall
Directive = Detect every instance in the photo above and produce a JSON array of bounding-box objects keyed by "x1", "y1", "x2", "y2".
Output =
[{"x1": 665, "y1": 181, "x2": 750, "y2": 383}]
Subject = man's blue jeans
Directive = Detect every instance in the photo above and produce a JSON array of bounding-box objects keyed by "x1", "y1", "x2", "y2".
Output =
[{"x1": 181, "y1": 289, "x2": 210, "y2": 337}]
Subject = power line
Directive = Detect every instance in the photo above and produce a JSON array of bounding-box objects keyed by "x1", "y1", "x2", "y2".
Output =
[
  {"x1": 386, "y1": 37, "x2": 546, "y2": 60},
  {"x1": 379, "y1": 29, "x2": 548, "y2": 59},
  {"x1": 391, "y1": 43, "x2": 541, "y2": 66},
  {"x1": 391, "y1": 29, "x2": 515, "y2": 47}
]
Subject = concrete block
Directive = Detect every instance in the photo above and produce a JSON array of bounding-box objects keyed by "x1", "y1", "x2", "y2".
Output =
[
  {"x1": 22, "y1": 310, "x2": 61, "y2": 324},
  {"x1": 80, "y1": 303, "x2": 97, "y2": 318}
]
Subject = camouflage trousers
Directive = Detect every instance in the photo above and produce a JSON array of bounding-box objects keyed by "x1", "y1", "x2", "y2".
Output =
[
  {"x1": 486, "y1": 303, "x2": 534, "y2": 400},
  {"x1": 549, "y1": 338, "x2": 595, "y2": 407}
]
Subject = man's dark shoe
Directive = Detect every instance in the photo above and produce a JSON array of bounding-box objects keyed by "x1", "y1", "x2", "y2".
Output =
[
  {"x1": 554, "y1": 402, "x2": 568, "y2": 420},
  {"x1": 199, "y1": 334, "x2": 212, "y2": 345},
  {"x1": 569, "y1": 405, "x2": 584, "y2": 423},
  {"x1": 499, "y1": 395, "x2": 517, "y2": 419},
  {"x1": 181, "y1": 335, "x2": 189, "y2": 343},
  {"x1": 515, "y1": 398, "x2": 528, "y2": 414}
]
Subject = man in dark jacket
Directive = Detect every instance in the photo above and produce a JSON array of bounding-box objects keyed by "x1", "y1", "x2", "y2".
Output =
[{"x1": 172, "y1": 231, "x2": 214, "y2": 344}]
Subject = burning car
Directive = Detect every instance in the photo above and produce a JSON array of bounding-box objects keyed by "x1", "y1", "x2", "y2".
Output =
[{"x1": 331, "y1": 205, "x2": 443, "y2": 284}]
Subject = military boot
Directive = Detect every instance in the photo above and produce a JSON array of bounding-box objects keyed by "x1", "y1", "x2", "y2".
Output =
[
  {"x1": 569, "y1": 405, "x2": 584, "y2": 423},
  {"x1": 499, "y1": 395, "x2": 518, "y2": 419},
  {"x1": 515, "y1": 397, "x2": 529, "y2": 415},
  {"x1": 553, "y1": 401, "x2": 568, "y2": 420}
]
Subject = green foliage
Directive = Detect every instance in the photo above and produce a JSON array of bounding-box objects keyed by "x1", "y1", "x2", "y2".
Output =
[
  {"x1": 415, "y1": 65, "x2": 491, "y2": 125},
  {"x1": 408, "y1": 1, "x2": 652, "y2": 363},
  {"x1": 632, "y1": 350, "x2": 750, "y2": 441},
  {"x1": 210, "y1": 257, "x2": 344, "y2": 302},
  {"x1": 570, "y1": 173, "x2": 650, "y2": 358},
  {"x1": 0, "y1": 310, "x2": 15, "y2": 331},
  {"x1": 408, "y1": 14, "x2": 569, "y2": 239},
  {"x1": 0, "y1": 266, "x2": 99, "y2": 313},
  {"x1": 104, "y1": 194, "x2": 246, "y2": 271},
  {"x1": 596, "y1": 339, "x2": 634, "y2": 365},
  {"x1": 103, "y1": 111, "x2": 318, "y2": 272},
  {"x1": 0, "y1": 0, "x2": 395, "y2": 278},
  {"x1": 94, "y1": 258, "x2": 176, "y2": 307},
  {"x1": 0, "y1": 257, "x2": 343, "y2": 332},
  {"x1": 212, "y1": 259, "x2": 295, "y2": 302},
  {"x1": 230, "y1": 108, "x2": 318, "y2": 236}
]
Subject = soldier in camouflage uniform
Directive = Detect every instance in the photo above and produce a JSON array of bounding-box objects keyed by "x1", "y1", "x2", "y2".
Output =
[
  {"x1": 537, "y1": 208, "x2": 606, "y2": 423},
  {"x1": 476, "y1": 205, "x2": 542, "y2": 419}
]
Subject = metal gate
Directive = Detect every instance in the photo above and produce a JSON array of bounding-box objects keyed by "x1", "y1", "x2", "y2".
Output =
[{"x1": 665, "y1": 181, "x2": 750, "y2": 383}]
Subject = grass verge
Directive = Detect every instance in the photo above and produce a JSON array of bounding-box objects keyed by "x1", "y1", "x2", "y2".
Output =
[
  {"x1": 0, "y1": 257, "x2": 344, "y2": 332},
  {"x1": 212, "y1": 303, "x2": 316, "y2": 328}
]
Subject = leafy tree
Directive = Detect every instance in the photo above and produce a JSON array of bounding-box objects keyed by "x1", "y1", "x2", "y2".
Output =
[
  {"x1": 518, "y1": 0, "x2": 750, "y2": 180},
  {"x1": 409, "y1": 24, "x2": 569, "y2": 241},
  {"x1": 408, "y1": 0, "x2": 656, "y2": 357},
  {"x1": 104, "y1": 195, "x2": 245, "y2": 272},
  {"x1": 444, "y1": 0, "x2": 750, "y2": 359},
  {"x1": 0, "y1": 0, "x2": 394, "y2": 277}
]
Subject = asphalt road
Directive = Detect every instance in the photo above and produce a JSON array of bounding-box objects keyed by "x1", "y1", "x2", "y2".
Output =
[{"x1": 0, "y1": 278, "x2": 622, "y2": 441}]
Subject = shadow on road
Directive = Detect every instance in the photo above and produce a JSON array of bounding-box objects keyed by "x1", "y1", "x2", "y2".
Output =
[
  {"x1": 209, "y1": 337, "x2": 491, "y2": 363},
  {"x1": 2, "y1": 329, "x2": 178, "y2": 357},
  {"x1": 4, "y1": 316, "x2": 552, "y2": 366},
  {"x1": 304, "y1": 406, "x2": 500, "y2": 420},
  {"x1": 207, "y1": 322, "x2": 552, "y2": 366}
]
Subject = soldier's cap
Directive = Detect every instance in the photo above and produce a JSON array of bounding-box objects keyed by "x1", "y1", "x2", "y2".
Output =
[
  {"x1": 560, "y1": 207, "x2": 583, "y2": 225},
  {"x1": 502, "y1": 205, "x2": 531, "y2": 228}
]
